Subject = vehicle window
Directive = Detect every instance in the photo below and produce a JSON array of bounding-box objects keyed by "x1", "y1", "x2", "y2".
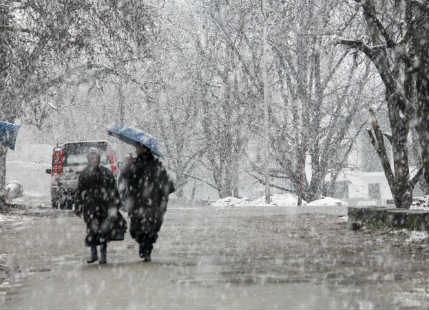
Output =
[{"x1": 64, "y1": 151, "x2": 109, "y2": 166}]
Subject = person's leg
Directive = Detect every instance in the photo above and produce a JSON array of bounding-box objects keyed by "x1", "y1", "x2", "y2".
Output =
[
  {"x1": 139, "y1": 242, "x2": 152, "y2": 262},
  {"x1": 130, "y1": 216, "x2": 147, "y2": 259},
  {"x1": 87, "y1": 245, "x2": 98, "y2": 264},
  {"x1": 86, "y1": 221, "x2": 99, "y2": 264},
  {"x1": 99, "y1": 242, "x2": 107, "y2": 264},
  {"x1": 139, "y1": 233, "x2": 158, "y2": 262}
]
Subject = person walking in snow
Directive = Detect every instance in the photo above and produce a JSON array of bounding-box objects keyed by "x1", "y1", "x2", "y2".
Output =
[
  {"x1": 119, "y1": 144, "x2": 175, "y2": 262},
  {"x1": 74, "y1": 147, "x2": 125, "y2": 264}
]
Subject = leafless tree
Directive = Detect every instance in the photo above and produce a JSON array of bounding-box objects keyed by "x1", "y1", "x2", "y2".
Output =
[{"x1": 339, "y1": 0, "x2": 428, "y2": 208}]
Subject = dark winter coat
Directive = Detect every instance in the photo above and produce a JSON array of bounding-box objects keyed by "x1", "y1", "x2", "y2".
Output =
[
  {"x1": 119, "y1": 153, "x2": 175, "y2": 244},
  {"x1": 75, "y1": 165, "x2": 126, "y2": 246}
]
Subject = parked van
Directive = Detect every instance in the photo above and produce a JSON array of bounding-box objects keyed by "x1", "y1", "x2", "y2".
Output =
[{"x1": 46, "y1": 140, "x2": 118, "y2": 209}]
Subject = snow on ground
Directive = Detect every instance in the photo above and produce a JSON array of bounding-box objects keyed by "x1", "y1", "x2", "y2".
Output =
[
  {"x1": 410, "y1": 196, "x2": 429, "y2": 211},
  {"x1": 211, "y1": 194, "x2": 351, "y2": 208},
  {"x1": 410, "y1": 204, "x2": 429, "y2": 211},
  {"x1": 0, "y1": 213, "x2": 30, "y2": 227},
  {"x1": 211, "y1": 193, "x2": 306, "y2": 208},
  {"x1": 355, "y1": 200, "x2": 378, "y2": 207},
  {"x1": 250, "y1": 193, "x2": 306, "y2": 207},
  {"x1": 4, "y1": 142, "x2": 52, "y2": 201},
  {"x1": 337, "y1": 215, "x2": 348, "y2": 222},
  {"x1": 406, "y1": 231, "x2": 429, "y2": 243},
  {"x1": 307, "y1": 197, "x2": 348, "y2": 207},
  {"x1": 6, "y1": 160, "x2": 51, "y2": 201},
  {"x1": 392, "y1": 229, "x2": 429, "y2": 243},
  {"x1": 0, "y1": 214, "x2": 14, "y2": 223},
  {"x1": 210, "y1": 197, "x2": 250, "y2": 208}
]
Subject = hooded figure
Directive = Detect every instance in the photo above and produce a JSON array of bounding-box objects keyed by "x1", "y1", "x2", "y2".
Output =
[
  {"x1": 119, "y1": 144, "x2": 175, "y2": 262},
  {"x1": 74, "y1": 147, "x2": 124, "y2": 264}
]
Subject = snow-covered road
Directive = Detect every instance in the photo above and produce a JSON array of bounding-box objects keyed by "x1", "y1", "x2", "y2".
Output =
[{"x1": 1, "y1": 202, "x2": 428, "y2": 309}]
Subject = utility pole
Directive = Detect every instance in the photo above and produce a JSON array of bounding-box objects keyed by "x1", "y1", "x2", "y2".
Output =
[{"x1": 262, "y1": 0, "x2": 271, "y2": 204}]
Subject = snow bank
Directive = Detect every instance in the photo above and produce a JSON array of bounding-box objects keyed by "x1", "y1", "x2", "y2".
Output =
[
  {"x1": 6, "y1": 160, "x2": 50, "y2": 197},
  {"x1": 212, "y1": 194, "x2": 350, "y2": 208},
  {"x1": 250, "y1": 193, "x2": 306, "y2": 207},
  {"x1": 355, "y1": 200, "x2": 378, "y2": 207},
  {"x1": 0, "y1": 213, "x2": 20, "y2": 223},
  {"x1": 0, "y1": 214, "x2": 10, "y2": 222},
  {"x1": 406, "y1": 231, "x2": 429, "y2": 243},
  {"x1": 307, "y1": 197, "x2": 348, "y2": 207},
  {"x1": 210, "y1": 197, "x2": 250, "y2": 208},
  {"x1": 410, "y1": 205, "x2": 429, "y2": 211},
  {"x1": 211, "y1": 193, "x2": 305, "y2": 208},
  {"x1": 392, "y1": 229, "x2": 429, "y2": 243},
  {"x1": 410, "y1": 196, "x2": 429, "y2": 211}
]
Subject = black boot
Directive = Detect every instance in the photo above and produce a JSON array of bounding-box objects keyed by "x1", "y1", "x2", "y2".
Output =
[
  {"x1": 139, "y1": 243, "x2": 151, "y2": 262},
  {"x1": 139, "y1": 243, "x2": 144, "y2": 258},
  {"x1": 143, "y1": 253, "x2": 151, "y2": 262},
  {"x1": 87, "y1": 246, "x2": 98, "y2": 264},
  {"x1": 99, "y1": 243, "x2": 107, "y2": 264}
]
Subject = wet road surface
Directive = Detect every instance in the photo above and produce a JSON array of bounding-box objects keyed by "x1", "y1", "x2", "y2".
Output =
[{"x1": 0, "y1": 203, "x2": 428, "y2": 309}]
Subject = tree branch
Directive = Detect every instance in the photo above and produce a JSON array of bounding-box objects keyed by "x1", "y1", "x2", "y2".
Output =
[
  {"x1": 357, "y1": 0, "x2": 396, "y2": 48},
  {"x1": 367, "y1": 109, "x2": 395, "y2": 190},
  {"x1": 337, "y1": 39, "x2": 376, "y2": 59},
  {"x1": 0, "y1": 24, "x2": 35, "y2": 34},
  {"x1": 410, "y1": 166, "x2": 424, "y2": 189},
  {"x1": 247, "y1": 172, "x2": 294, "y2": 193},
  {"x1": 183, "y1": 173, "x2": 219, "y2": 191}
]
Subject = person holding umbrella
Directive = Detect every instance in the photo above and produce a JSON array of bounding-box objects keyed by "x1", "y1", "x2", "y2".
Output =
[{"x1": 110, "y1": 127, "x2": 175, "y2": 262}]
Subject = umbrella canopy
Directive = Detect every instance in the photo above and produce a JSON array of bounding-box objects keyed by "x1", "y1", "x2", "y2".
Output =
[
  {"x1": 0, "y1": 121, "x2": 20, "y2": 151},
  {"x1": 107, "y1": 126, "x2": 162, "y2": 157}
]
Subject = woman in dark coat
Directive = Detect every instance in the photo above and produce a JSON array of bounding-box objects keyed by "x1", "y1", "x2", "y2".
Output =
[
  {"x1": 74, "y1": 147, "x2": 124, "y2": 264},
  {"x1": 119, "y1": 144, "x2": 175, "y2": 262}
]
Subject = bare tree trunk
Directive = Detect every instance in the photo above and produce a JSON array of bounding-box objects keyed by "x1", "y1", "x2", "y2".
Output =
[
  {"x1": 367, "y1": 107, "x2": 421, "y2": 209},
  {"x1": 389, "y1": 97, "x2": 413, "y2": 208},
  {"x1": 339, "y1": 0, "x2": 429, "y2": 208},
  {"x1": 262, "y1": 0, "x2": 271, "y2": 204},
  {"x1": 412, "y1": 2, "x2": 429, "y2": 195},
  {"x1": 191, "y1": 180, "x2": 197, "y2": 201},
  {"x1": 175, "y1": 172, "x2": 185, "y2": 199},
  {"x1": 415, "y1": 65, "x2": 429, "y2": 195},
  {"x1": 232, "y1": 154, "x2": 240, "y2": 198}
]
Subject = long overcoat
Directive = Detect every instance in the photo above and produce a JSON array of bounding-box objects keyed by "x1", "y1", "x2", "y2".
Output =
[
  {"x1": 75, "y1": 165, "x2": 126, "y2": 246},
  {"x1": 119, "y1": 154, "x2": 175, "y2": 244}
]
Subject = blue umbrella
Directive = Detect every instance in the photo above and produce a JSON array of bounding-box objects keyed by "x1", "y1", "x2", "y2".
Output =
[
  {"x1": 0, "y1": 121, "x2": 20, "y2": 151},
  {"x1": 107, "y1": 126, "x2": 162, "y2": 157}
]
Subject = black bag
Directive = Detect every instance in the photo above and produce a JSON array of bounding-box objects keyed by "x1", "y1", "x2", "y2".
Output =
[
  {"x1": 110, "y1": 210, "x2": 127, "y2": 241},
  {"x1": 101, "y1": 210, "x2": 128, "y2": 241}
]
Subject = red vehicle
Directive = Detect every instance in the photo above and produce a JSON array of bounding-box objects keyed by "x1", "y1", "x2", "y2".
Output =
[{"x1": 46, "y1": 141, "x2": 118, "y2": 209}]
